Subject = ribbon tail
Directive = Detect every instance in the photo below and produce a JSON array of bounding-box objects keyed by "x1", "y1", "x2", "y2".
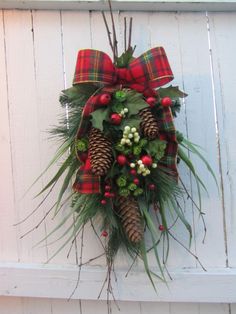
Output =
[{"x1": 73, "y1": 158, "x2": 101, "y2": 194}]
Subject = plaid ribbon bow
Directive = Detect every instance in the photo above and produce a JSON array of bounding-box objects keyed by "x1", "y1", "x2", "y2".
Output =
[{"x1": 73, "y1": 47, "x2": 177, "y2": 194}]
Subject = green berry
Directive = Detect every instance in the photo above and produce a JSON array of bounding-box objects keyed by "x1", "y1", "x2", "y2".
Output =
[
  {"x1": 128, "y1": 183, "x2": 137, "y2": 191},
  {"x1": 119, "y1": 188, "x2": 130, "y2": 197},
  {"x1": 116, "y1": 175, "x2": 127, "y2": 187},
  {"x1": 76, "y1": 139, "x2": 88, "y2": 152},
  {"x1": 115, "y1": 90, "x2": 127, "y2": 102},
  {"x1": 133, "y1": 188, "x2": 144, "y2": 196}
]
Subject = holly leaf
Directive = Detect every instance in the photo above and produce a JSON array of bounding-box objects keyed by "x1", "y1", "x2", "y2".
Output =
[
  {"x1": 158, "y1": 85, "x2": 188, "y2": 100},
  {"x1": 126, "y1": 90, "x2": 148, "y2": 116},
  {"x1": 116, "y1": 47, "x2": 135, "y2": 68},
  {"x1": 146, "y1": 139, "x2": 167, "y2": 160},
  {"x1": 90, "y1": 108, "x2": 109, "y2": 131},
  {"x1": 120, "y1": 116, "x2": 142, "y2": 130}
]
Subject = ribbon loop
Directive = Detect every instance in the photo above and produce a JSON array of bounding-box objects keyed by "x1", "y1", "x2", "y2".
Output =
[{"x1": 73, "y1": 47, "x2": 174, "y2": 90}]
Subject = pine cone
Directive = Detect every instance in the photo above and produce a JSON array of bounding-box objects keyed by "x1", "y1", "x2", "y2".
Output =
[
  {"x1": 117, "y1": 196, "x2": 144, "y2": 244},
  {"x1": 89, "y1": 127, "x2": 113, "y2": 176},
  {"x1": 139, "y1": 108, "x2": 159, "y2": 139}
]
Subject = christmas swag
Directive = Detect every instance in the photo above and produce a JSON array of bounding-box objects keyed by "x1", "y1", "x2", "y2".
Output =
[{"x1": 28, "y1": 17, "x2": 217, "y2": 294}]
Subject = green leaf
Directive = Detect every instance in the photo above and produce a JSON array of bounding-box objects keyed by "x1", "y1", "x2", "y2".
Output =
[
  {"x1": 120, "y1": 116, "x2": 142, "y2": 130},
  {"x1": 125, "y1": 90, "x2": 148, "y2": 116},
  {"x1": 158, "y1": 85, "x2": 188, "y2": 100},
  {"x1": 146, "y1": 139, "x2": 167, "y2": 160},
  {"x1": 90, "y1": 108, "x2": 109, "y2": 131},
  {"x1": 116, "y1": 47, "x2": 135, "y2": 68}
]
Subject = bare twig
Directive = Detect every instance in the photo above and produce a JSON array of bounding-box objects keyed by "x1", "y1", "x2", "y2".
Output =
[
  {"x1": 101, "y1": 11, "x2": 114, "y2": 60},
  {"x1": 128, "y1": 17, "x2": 133, "y2": 49},
  {"x1": 68, "y1": 226, "x2": 84, "y2": 300},
  {"x1": 108, "y1": 0, "x2": 118, "y2": 60},
  {"x1": 124, "y1": 17, "x2": 127, "y2": 51},
  {"x1": 168, "y1": 231, "x2": 206, "y2": 271}
]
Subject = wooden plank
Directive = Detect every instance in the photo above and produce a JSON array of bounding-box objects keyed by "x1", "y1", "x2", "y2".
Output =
[
  {"x1": 0, "y1": 296, "x2": 23, "y2": 314},
  {"x1": 30, "y1": 10, "x2": 71, "y2": 264},
  {"x1": 1, "y1": 0, "x2": 236, "y2": 12},
  {"x1": 208, "y1": 12, "x2": 236, "y2": 268},
  {"x1": 0, "y1": 10, "x2": 19, "y2": 262},
  {"x1": 177, "y1": 12, "x2": 226, "y2": 267},
  {"x1": 2, "y1": 9, "x2": 49, "y2": 263},
  {"x1": 0, "y1": 262, "x2": 236, "y2": 302}
]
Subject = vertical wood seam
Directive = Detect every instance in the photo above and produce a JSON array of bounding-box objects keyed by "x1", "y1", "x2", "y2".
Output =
[
  {"x1": 2, "y1": 9, "x2": 21, "y2": 262},
  {"x1": 206, "y1": 11, "x2": 229, "y2": 268}
]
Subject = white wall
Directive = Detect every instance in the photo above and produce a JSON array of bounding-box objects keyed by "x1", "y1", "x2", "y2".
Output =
[{"x1": 0, "y1": 9, "x2": 236, "y2": 313}]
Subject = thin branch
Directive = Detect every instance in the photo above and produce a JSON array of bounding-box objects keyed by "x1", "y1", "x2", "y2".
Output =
[
  {"x1": 68, "y1": 226, "x2": 84, "y2": 300},
  {"x1": 124, "y1": 17, "x2": 127, "y2": 51},
  {"x1": 168, "y1": 231, "x2": 206, "y2": 271},
  {"x1": 108, "y1": 0, "x2": 118, "y2": 60},
  {"x1": 101, "y1": 11, "x2": 114, "y2": 59},
  {"x1": 128, "y1": 17, "x2": 133, "y2": 49}
]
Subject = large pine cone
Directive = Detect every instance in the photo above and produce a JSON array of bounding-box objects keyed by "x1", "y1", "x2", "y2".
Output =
[
  {"x1": 139, "y1": 107, "x2": 159, "y2": 139},
  {"x1": 117, "y1": 196, "x2": 144, "y2": 244},
  {"x1": 89, "y1": 127, "x2": 113, "y2": 176}
]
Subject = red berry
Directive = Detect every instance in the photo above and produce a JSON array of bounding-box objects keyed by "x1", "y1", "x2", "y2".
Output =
[
  {"x1": 146, "y1": 97, "x2": 157, "y2": 108},
  {"x1": 99, "y1": 93, "x2": 111, "y2": 105},
  {"x1": 161, "y1": 97, "x2": 172, "y2": 107},
  {"x1": 159, "y1": 225, "x2": 165, "y2": 231},
  {"x1": 101, "y1": 199, "x2": 107, "y2": 205},
  {"x1": 104, "y1": 192, "x2": 111, "y2": 198},
  {"x1": 141, "y1": 155, "x2": 153, "y2": 166},
  {"x1": 105, "y1": 185, "x2": 111, "y2": 191},
  {"x1": 117, "y1": 154, "x2": 127, "y2": 166},
  {"x1": 130, "y1": 169, "x2": 137, "y2": 176},
  {"x1": 133, "y1": 178, "x2": 140, "y2": 185},
  {"x1": 110, "y1": 113, "x2": 122, "y2": 125},
  {"x1": 148, "y1": 183, "x2": 155, "y2": 190},
  {"x1": 101, "y1": 230, "x2": 108, "y2": 237}
]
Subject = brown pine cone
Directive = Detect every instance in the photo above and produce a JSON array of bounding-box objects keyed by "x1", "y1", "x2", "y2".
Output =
[
  {"x1": 139, "y1": 107, "x2": 159, "y2": 139},
  {"x1": 88, "y1": 127, "x2": 113, "y2": 176},
  {"x1": 117, "y1": 196, "x2": 144, "y2": 244}
]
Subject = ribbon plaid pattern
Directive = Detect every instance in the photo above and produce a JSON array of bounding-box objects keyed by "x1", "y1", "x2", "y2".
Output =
[
  {"x1": 157, "y1": 107, "x2": 178, "y2": 176},
  {"x1": 72, "y1": 47, "x2": 177, "y2": 194},
  {"x1": 73, "y1": 47, "x2": 173, "y2": 90}
]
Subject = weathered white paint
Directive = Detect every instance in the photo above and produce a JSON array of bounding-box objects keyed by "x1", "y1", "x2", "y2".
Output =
[
  {"x1": 0, "y1": 8, "x2": 235, "y2": 314},
  {"x1": 0, "y1": 262, "x2": 236, "y2": 302},
  {"x1": 1, "y1": 0, "x2": 236, "y2": 12}
]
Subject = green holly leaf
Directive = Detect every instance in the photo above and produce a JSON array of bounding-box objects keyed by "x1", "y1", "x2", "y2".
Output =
[
  {"x1": 90, "y1": 108, "x2": 109, "y2": 131},
  {"x1": 146, "y1": 139, "x2": 167, "y2": 160},
  {"x1": 120, "y1": 116, "x2": 142, "y2": 130},
  {"x1": 125, "y1": 90, "x2": 148, "y2": 116},
  {"x1": 116, "y1": 47, "x2": 135, "y2": 68},
  {"x1": 158, "y1": 85, "x2": 188, "y2": 100}
]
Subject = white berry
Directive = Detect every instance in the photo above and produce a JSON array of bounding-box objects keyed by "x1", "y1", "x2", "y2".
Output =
[
  {"x1": 120, "y1": 110, "x2": 125, "y2": 116},
  {"x1": 146, "y1": 169, "x2": 151, "y2": 175},
  {"x1": 152, "y1": 163, "x2": 157, "y2": 168},
  {"x1": 130, "y1": 163, "x2": 135, "y2": 168},
  {"x1": 124, "y1": 108, "x2": 129, "y2": 113},
  {"x1": 137, "y1": 169, "x2": 142, "y2": 174},
  {"x1": 124, "y1": 126, "x2": 130, "y2": 132},
  {"x1": 121, "y1": 139, "x2": 126, "y2": 145},
  {"x1": 131, "y1": 127, "x2": 137, "y2": 133},
  {"x1": 134, "y1": 138, "x2": 140, "y2": 143},
  {"x1": 139, "y1": 164, "x2": 145, "y2": 170},
  {"x1": 125, "y1": 139, "x2": 131, "y2": 144},
  {"x1": 137, "y1": 160, "x2": 143, "y2": 165},
  {"x1": 128, "y1": 134, "x2": 133, "y2": 139}
]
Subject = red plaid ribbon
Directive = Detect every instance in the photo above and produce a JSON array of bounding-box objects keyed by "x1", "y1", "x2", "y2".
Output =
[
  {"x1": 73, "y1": 47, "x2": 176, "y2": 194},
  {"x1": 73, "y1": 159, "x2": 101, "y2": 194},
  {"x1": 73, "y1": 47, "x2": 173, "y2": 89}
]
